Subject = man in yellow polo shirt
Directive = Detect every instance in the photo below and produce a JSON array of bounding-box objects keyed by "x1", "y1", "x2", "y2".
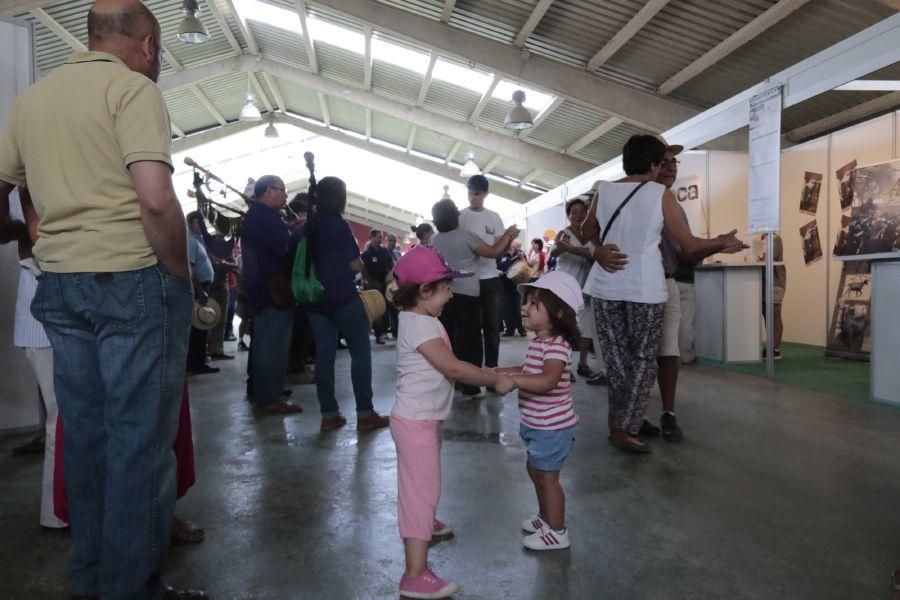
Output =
[{"x1": 0, "y1": 1, "x2": 202, "y2": 598}]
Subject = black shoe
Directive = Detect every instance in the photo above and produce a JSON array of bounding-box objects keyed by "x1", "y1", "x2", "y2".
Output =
[
  {"x1": 638, "y1": 419, "x2": 660, "y2": 436},
  {"x1": 762, "y1": 347, "x2": 782, "y2": 360},
  {"x1": 502, "y1": 331, "x2": 515, "y2": 337},
  {"x1": 337, "y1": 339, "x2": 348, "y2": 350},
  {"x1": 375, "y1": 336, "x2": 385, "y2": 345},
  {"x1": 576, "y1": 364, "x2": 597, "y2": 378},
  {"x1": 238, "y1": 341, "x2": 249, "y2": 351},
  {"x1": 224, "y1": 333, "x2": 237, "y2": 342},
  {"x1": 12, "y1": 436, "x2": 45, "y2": 456},
  {"x1": 661, "y1": 412, "x2": 683, "y2": 442},
  {"x1": 210, "y1": 353, "x2": 234, "y2": 360},
  {"x1": 188, "y1": 364, "x2": 220, "y2": 375},
  {"x1": 586, "y1": 373, "x2": 607, "y2": 386},
  {"x1": 460, "y1": 385, "x2": 484, "y2": 399}
]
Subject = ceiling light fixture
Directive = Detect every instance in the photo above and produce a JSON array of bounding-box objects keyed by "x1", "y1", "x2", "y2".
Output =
[
  {"x1": 460, "y1": 151, "x2": 480, "y2": 177},
  {"x1": 239, "y1": 73, "x2": 262, "y2": 122},
  {"x1": 440, "y1": 185, "x2": 451, "y2": 200},
  {"x1": 176, "y1": 0, "x2": 210, "y2": 44},
  {"x1": 263, "y1": 114, "x2": 279, "y2": 138},
  {"x1": 504, "y1": 90, "x2": 534, "y2": 130}
]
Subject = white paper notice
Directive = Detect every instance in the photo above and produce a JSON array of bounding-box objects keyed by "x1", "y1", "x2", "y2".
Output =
[{"x1": 747, "y1": 86, "x2": 782, "y2": 234}]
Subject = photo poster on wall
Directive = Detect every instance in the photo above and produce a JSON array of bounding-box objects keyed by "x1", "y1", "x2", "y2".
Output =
[
  {"x1": 799, "y1": 171, "x2": 822, "y2": 215},
  {"x1": 826, "y1": 261, "x2": 872, "y2": 360},
  {"x1": 833, "y1": 215, "x2": 851, "y2": 256},
  {"x1": 836, "y1": 159, "x2": 857, "y2": 212},
  {"x1": 832, "y1": 159, "x2": 900, "y2": 260},
  {"x1": 672, "y1": 175, "x2": 705, "y2": 236},
  {"x1": 799, "y1": 219, "x2": 823, "y2": 265}
]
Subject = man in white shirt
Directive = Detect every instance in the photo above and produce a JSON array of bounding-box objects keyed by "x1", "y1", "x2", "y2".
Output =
[{"x1": 458, "y1": 175, "x2": 515, "y2": 374}]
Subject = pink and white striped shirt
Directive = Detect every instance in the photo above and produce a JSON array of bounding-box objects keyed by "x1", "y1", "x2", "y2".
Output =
[{"x1": 518, "y1": 335, "x2": 578, "y2": 430}]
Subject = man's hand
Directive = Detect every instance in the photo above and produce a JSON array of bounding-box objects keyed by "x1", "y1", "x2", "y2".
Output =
[
  {"x1": 715, "y1": 230, "x2": 747, "y2": 254},
  {"x1": 196, "y1": 289, "x2": 209, "y2": 305},
  {"x1": 593, "y1": 244, "x2": 628, "y2": 272},
  {"x1": 504, "y1": 224, "x2": 520, "y2": 238}
]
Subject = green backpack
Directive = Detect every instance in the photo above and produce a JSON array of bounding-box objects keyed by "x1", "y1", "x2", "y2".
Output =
[{"x1": 291, "y1": 236, "x2": 325, "y2": 304}]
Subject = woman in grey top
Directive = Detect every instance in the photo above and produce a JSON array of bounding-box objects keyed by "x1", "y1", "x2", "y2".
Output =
[{"x1": 431, "y1": 198, "x2": 518, "y2": 398}]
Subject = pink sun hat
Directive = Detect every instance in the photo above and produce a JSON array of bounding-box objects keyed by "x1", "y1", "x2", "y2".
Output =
[{"x1": 393, "y1": 245, "x2": 473, "y2": 286}]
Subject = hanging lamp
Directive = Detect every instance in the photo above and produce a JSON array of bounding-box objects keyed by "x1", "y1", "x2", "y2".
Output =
[
  {"x1": 176, "y1": 0, "x2": 210, "y2": 44},
  {"x1": 504, "y1": 90, "x2": 534, "y2": 130}
]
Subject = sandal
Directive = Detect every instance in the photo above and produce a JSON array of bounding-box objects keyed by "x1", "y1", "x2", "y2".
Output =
[{"x1": 171, "y1": 517, "x2": 205, "y2": 544}]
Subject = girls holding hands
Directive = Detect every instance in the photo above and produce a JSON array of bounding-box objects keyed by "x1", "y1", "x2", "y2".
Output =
[
  {"x1": 494, "y1": 271, "x2": 583, "y2": 551},
  {"x1": 389, "y1": 246, "x2": 516, "y2": 599}
]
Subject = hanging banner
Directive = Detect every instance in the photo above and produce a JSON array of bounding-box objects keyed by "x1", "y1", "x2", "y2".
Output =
[{"x1": 747, "y1": 85, "x2": 783, "y2": 234}]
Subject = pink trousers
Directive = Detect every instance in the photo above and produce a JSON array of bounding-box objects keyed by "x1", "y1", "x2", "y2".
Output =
[{"x1": 390, "y1": 414, "x2": 442, "y2": 541}]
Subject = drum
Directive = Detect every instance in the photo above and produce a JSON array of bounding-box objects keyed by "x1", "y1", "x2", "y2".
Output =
[
  {"x1": 359, "y1": 289, "x2": 387, "y2": 326},
  {"x1": 506, "y1": 259, "x2": 533, "y2": 285}
]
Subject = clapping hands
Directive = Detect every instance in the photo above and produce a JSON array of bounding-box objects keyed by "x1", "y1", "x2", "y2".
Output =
[{"x1": 716, "y1": 229, "x2": 749, "y2": 254}]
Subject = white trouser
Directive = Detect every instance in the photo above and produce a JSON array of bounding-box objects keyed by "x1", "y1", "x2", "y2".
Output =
[
  {"x1": 24, "y1": 346, "x2": 67, "y2": 528},
  {"x1": 677, "y1": 282, "x2": 695, "y2": 363}
]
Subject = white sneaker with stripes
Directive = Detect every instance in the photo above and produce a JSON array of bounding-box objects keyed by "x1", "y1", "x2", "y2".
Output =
[
  {"x1": 522, "y1": 527, "x2": 570, "y2": 550},
  {"x1": 521, "y1": 514, "x2": 549, "y2": 534}
]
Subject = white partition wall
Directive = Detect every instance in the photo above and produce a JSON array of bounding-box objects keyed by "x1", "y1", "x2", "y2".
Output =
[
  {"x1": 778, "y1": 137, "x2": 830, "y2": 347},
  {"x1": 0, "y1": 18, "x2": 39, "y2": 434}
]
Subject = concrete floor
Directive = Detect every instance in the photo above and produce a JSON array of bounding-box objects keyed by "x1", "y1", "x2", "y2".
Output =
[{"x1": 2, "y1": 336, "x2": 900, "y2": 599}]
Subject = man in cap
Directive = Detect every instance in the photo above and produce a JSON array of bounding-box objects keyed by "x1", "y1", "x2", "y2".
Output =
[
  {"x1": 651, "y1": 138, "x2": 744, "y2": 442},
  {"x1": 0, "y1": 0, "x2": 204, "y2": 597}
]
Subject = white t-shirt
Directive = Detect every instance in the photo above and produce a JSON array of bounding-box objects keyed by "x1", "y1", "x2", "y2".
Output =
[
  {"x1": 459, "y1": 207, "x2": 504, "y2": 279},
  {"x1": 391, "y1": 311, "x2": 454, "y2": 421},
  {"x1": 584, "y1": 181, "x2": 667, "y2": 304},
  {"x1": 554, "y1": 227, "x2": 594, "y2": 288}
]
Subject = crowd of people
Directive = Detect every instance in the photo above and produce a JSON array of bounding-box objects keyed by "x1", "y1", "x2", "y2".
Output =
[{"x1": 0, "y1": 1, "x2": 761, "y2": 598}]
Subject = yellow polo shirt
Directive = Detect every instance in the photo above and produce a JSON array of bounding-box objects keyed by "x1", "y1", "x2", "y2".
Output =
[{"x1": 0, "y1": 51, "x2": 173, "y2": 273}]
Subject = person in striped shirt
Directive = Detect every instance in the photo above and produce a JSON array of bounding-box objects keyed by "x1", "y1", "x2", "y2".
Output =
[{"x1": 495, "y1": 271, "x2": 583, "y2": 551}]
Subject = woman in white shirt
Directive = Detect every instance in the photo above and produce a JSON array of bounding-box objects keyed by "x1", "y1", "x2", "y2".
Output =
[
  {"x1": 581, "y1": 135, "x2": 744, "y2": 453},
  {"x1": 551, "y1": 195, "x2": 604, "y2": 382}
]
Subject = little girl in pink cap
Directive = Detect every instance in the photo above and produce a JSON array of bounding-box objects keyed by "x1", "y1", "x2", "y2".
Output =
[{"x1": 389, "y1": 245, "x2": 516, "y2": 599}]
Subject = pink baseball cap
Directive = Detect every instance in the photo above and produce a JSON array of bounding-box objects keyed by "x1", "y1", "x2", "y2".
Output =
[
  {"x1": 393, "y1": 245, "x2": 473, "y2": 286},
  {"x1": 517, "y1": 271, "x2": 584, "y2": 313}
]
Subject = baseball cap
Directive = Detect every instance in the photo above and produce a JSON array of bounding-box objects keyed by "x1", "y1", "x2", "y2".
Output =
[
  {"x1": 517, "y1": 271, "x2": 584, "y2": 313},
  {"x1": 655, "y1": 134, "x2": 683, "y2": 156},
  {"x1": 393, "y1": 246, "x2": 473, "y2": 286}
]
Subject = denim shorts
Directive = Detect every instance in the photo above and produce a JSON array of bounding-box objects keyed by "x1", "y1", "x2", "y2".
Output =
[{"x1": 519, "y1": 423, "x2": 577, "y2": 472}]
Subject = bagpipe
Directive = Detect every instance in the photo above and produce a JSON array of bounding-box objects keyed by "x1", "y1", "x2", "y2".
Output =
[
  {"x1": 185, "y1": 156, "x2": 248, "y2": 238},
  {"x1": 184, "y1": 156, "x2": 305, "y2": 237}
]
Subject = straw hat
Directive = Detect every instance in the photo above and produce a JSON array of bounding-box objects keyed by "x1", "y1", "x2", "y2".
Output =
[
  {"x1": 192, "y1": 297, "x2": 222, "y2": 330},
  {"x1": 358, "y1": 289, "x2": 386, "y2": 326}
]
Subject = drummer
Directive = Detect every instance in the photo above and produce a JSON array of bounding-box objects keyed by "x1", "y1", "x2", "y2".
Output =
[
  {"x1": 431, "y1": 198, "x2": 519, "y2": 398},
  {"x1": 551, "y1": 195, "x2": 607, "y2": 385}
]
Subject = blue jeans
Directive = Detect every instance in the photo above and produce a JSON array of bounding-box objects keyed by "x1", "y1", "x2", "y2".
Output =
[
  {"x1": 308, "y1": 296, "x2": 374, "y2": 418},
  {"x1": 251, "y1": 305, "x2": 294, "y2": 407},
  {"x1": 32, "y1": 265, "x2": 193, "y2": 599}
]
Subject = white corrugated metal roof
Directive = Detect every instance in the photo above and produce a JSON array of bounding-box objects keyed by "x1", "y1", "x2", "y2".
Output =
[{"x1": 9, "y1": 0, "x2": 898, "y2": 205}]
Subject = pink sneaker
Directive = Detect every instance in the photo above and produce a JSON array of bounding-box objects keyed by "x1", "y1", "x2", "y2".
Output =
[
  {"x1": 432, "y1": 519, "x2": 453, "y2": 537},
  {"x1": 399, "y1": 569, "x2": 459, "y2": 599}
]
